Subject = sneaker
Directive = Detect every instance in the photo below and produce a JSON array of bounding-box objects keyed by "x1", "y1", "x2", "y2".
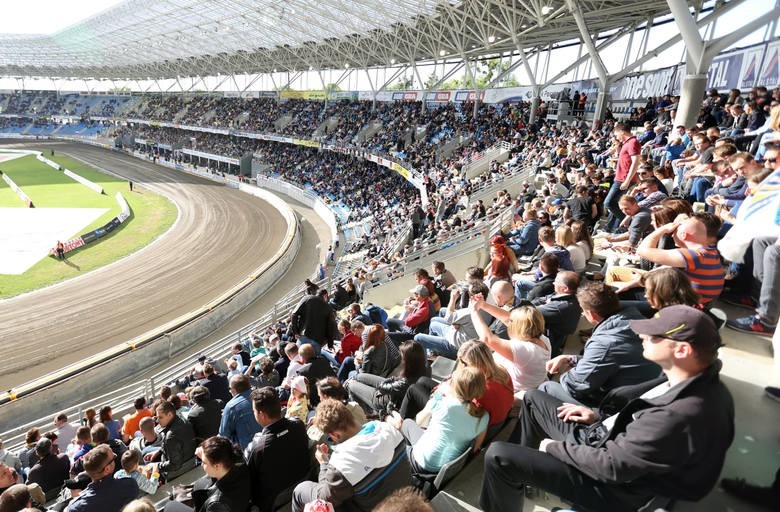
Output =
[
  {"x1": 721, "y1": 477, "x2": 780, "y2": 508},
  {"x1": 726, "y1": 315, "x2": 776, "y2": 336},
  {"x1": 766, "y1": 386, "x2": 780, "y2": 403},
  {"x1": 719, "y1": 292, "x2": 758, "y2": 309}
]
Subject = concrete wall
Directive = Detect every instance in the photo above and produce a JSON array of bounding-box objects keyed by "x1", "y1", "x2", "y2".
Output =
[{"x1": 364, "y1": 245, "x2": 487, "y2": 307}]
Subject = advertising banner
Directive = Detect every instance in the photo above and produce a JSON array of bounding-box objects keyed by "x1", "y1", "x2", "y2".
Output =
[
  {"x1": 612, "y1": 66, "x2": 677, "y2": 101},
  {"x1": 707, "y1": 51, "x2": 744, "y2": 91},
  {"x1": 330, "y1": 91, "x2": 359, "y2": 101},
  {"x1": 759, "y1": 40, "x2": 780, "y2": 89},
  {"x1": 739, "y1": 46, "x2": 764, "y2": 89},
  {"x1": 280, "y1": 90, "x2": 327, "y2": 100}
]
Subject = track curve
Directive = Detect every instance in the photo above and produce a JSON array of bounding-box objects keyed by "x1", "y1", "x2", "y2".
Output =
[{"x1": 0, "y1": 141, "x2": 287, "y2": 390}]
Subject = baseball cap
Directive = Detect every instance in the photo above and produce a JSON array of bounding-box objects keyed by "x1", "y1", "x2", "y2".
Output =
[
  {"x1": 630, "y1": 305, "x2": 721, "y2": 347},
  {"x1": 410, "y1": 284, "x2": 429, "y2": 297}
]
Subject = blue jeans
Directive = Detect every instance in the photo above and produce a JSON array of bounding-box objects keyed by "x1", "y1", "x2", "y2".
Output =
[
  {"x1": 514, "y1": 278, "x2": 536, "y2": 301},
  {"x1": 688, "y1": 177, "x2": 713, "y2": 204},
  {"x1": 603, "y1": 181, "x2": 625, "y2": 232},
  {"x1": 297, "y1": 336, "x2": 321, "y2": 355},
  {"x1": 320, "y1": 349, "x2": 339, "y2": 368},
  {"x1": 337, "y1": 357, "x2": 356, "y2": 382},
  {"x1": 413, "y1": 332, "x2": 458, "y2": 360},
  {"x1": 428, "y1": 318, "x2": 448, "y2": 336}
]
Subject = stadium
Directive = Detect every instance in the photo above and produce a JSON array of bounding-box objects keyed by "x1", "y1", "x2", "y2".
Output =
[{"x1": 0, "y1": 0, "x2": 778, "y2": 511}]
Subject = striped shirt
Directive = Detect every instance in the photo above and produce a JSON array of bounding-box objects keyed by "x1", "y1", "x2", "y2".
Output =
[{"x1": 676, "y1": 247, "x2": 725, "y2": 303}]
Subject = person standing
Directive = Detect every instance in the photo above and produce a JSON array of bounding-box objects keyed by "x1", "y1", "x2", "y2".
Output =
[{"x1": 604, "y1": 123, "x2": 640, "y2": 232}]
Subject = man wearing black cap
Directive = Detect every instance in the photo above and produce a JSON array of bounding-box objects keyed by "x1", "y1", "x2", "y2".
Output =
[
  {"x1": 25, "y1": 438, "x2": 70, "y2": 501},
  {"x1": 480, "y1": 305, "x2": 734, "y2": 512}
]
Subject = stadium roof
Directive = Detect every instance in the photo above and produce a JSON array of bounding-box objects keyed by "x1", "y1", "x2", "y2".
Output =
[{"x1": 0, "y1": 0, "x2": 674, "y2": 80}]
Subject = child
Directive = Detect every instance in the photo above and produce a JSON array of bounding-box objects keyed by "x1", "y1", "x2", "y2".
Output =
[
  {"x1": 115, "y1": 449, "x2": 159, "y2": 494},
  {"x1": 286, "y1": 376, "x2": 309, "y2": 424},
  {"x1": 255, "y1": 357, "x2": 280, "y2": 388},
  {"x1": 225, "y1": 358, "x2": 241, "y2": 379}
]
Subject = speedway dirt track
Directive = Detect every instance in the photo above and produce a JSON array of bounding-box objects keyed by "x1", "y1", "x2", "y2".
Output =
[{"x1": 0, "y1": 141, "x2": 286, "y2": 390}]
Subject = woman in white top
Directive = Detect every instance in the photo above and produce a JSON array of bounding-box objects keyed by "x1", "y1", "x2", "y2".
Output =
[
  {"x1": 569, "y1": 220, "x2": 594, "y2": 261},
  {"x1": 556, "y1": 225, "x2": 586, "y2": 273},
  {"x1": 471, "y1": 302, "x2": 551, "y2": 399}
]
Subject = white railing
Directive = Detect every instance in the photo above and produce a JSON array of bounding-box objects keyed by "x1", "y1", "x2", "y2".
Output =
[
  {"x1": 460, "y1": 140, "x2": 512, "y2": 177},
  {"x1": 360, "y1": 205, "x2": 514, "y2": 291}
]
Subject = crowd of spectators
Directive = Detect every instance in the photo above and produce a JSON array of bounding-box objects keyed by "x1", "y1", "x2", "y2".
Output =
[{"x1": 2, "y1": 81, "x2": 780, "y2": 512}]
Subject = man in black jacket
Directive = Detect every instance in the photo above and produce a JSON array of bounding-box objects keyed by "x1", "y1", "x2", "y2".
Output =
[
  {"x1": 199, "y1": 364, "x2": 231, "y2": 404},
  {"x1": 187, "y1": 386, "x2": 222, "y2": 443},
  {"x1": 297, "y1": 344, "x2": 336, "y2": 407},
  {"x1": 25, "y1": 438, "x2": 70, "y2": 501},
  {"x1": 146, "y1": 400, "x2": 197, "y2": 482},
  {"x1": 531, "y1": 271, "x2": 582, "y2": 357},
  {"x1": 290, "y1": 289, "x2": 337, "y2": 356},
  {"x1": 245, "y1": 387, "x2": 310, "y2": 512},
  {"x1": 481, "y1": 305, "x2": 734, "y2": 512}
]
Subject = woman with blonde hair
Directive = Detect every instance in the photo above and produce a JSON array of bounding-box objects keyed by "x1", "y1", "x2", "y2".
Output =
[
  {"x1": 388, "y1": 366, "x2": 489, "y2": 473},
  {"x1": 470, "y1": 303, "x2": 551, "y2": 398},
  {"x1": 456, "y1": 340, "x2": 514, "y2": 427},
  {"x1": 556, "y1": 225, "x2": 585, "y2": 273}
]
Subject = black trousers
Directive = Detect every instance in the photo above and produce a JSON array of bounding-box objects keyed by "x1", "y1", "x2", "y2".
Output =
[
  {"x1": 482, "y1": 389, "x2": 646, "y2": 512},
  {"x1": 480, "y1": 442, "x2": 637, "y2": 512},
  {"x1": 399, "y1": 377, "x2": 436, "y2": 419}
]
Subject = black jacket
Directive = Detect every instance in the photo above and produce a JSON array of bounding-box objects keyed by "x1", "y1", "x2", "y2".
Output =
[
  {"x1": 547, "y1": 361, "x2": 734, "y2": 506},
  {"x1": 188, "y1": 398, "x2": 223, "y2": 442},
  {"x1": 200, "y1": 373, "x2": 232, "y2": 403},
  {"x1": 376, "y1": 377, "x2": 414, "y2": 410},
  {"x1": 196, "y1": 464, "x2": 252, "y2": 512},
  {"x1": 245, "y1": 418, "x2": 311, "y2": 512},
  {"x1": 533, "y1": 293, "x2": 582, "y2": 356},
  {"x1": 290, "y1": 295, "x2": 337, "y2": 345},
  {"x1": 527, "y1": 274, "x2": 556, "y2": 301},
  {"x1": 298, "y1": 357, "x2": 336, "y2": 406},
  {"x1": 159, "y1": 415, "x2": 197, "y2": 479}
]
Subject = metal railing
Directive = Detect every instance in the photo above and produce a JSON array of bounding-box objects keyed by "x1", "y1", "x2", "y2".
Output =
[{"x1": 460, "y1": 140, "x2": 512, "y2": 176}]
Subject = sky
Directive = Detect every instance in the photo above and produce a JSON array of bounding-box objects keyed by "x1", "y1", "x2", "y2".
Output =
[{"x1": 0, "y1": 0, "x2": 124, "y2": 34}]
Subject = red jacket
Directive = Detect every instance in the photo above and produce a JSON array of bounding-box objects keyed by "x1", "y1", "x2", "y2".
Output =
[
  {"x1": 404, "y1": 297, "x2": 431, "y2": 328},
  {"x1": 336, "y1": 332, "x2": 362, "y2": 363}
]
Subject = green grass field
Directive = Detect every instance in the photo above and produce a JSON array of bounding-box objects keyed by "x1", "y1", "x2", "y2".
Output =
[{"x1": 0, "y1": 153, "x2": 177, "y2": 298}]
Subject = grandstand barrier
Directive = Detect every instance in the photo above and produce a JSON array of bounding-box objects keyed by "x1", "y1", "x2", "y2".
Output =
[
  {"x1": 0, "y1": 170, "x2": 34, "y2": 207},
  {"x1": 362, "y1": 205, "x2": 514, "y2": 305},
  {"x1": 468, "y1": 162, "x2": 536, "y2": 205},
  {"x1": 464, "y1": 141, "x2": 512, "y2": 179},
  {"x1": 35, "y1": 152, "x2": 105, "y2": 194},
  {"x1": 254, "y1": 174, "x2": 339, "y2": 244},
  {"x1": 0, "y1": 163, "x2": 302, "y2": 430}
]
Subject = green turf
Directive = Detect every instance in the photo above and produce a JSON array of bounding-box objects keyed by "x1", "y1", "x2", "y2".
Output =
[{"x1": 0, "y1": 152, "x2": 177, "y2": 298}]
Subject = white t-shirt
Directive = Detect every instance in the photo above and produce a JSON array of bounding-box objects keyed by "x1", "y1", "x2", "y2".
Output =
[
  {"x1": 493, "y1": 336, "x2": 551, "y2": 396},
  {"x1": 567, "y1": 244, "x2": 587, "y2": 273},
  {"x1": 577, "y1": 240, "x2": 593, "y2": 261}
]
